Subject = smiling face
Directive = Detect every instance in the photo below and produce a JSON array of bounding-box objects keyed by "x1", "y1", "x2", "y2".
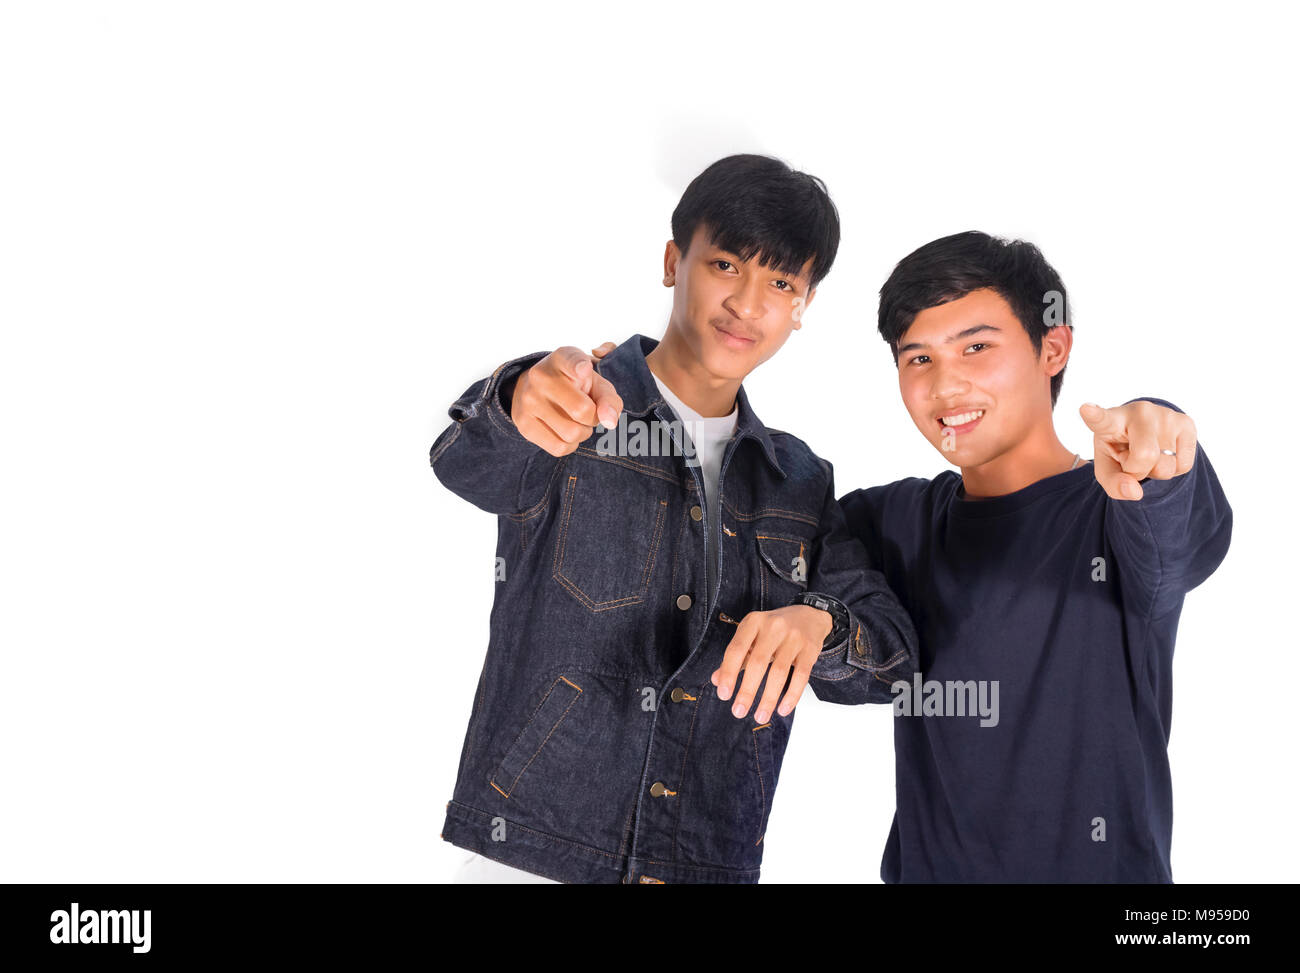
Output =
[
  {"x1": 896, "y1": 287, "x2": 1070, "y2": 468},
  {"x1": 664, "y1": 224, "x2": 816, "y2": 382}
]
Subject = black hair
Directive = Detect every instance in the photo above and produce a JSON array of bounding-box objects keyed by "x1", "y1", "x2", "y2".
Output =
[
  {"x1": 878, "y1": 231, "x2": 1072, "y2": 407},
  {"x1": 671, "y1": 154, "x2": 840, "y2": 291}
]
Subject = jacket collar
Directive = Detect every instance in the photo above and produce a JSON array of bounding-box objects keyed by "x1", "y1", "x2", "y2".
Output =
[{"x1": 595, "y1": 333, "x2": 786, "y2": 479}]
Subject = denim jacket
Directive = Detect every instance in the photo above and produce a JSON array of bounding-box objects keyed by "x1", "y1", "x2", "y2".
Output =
[{"x1": 429, "y1": 333, "x2": 918, "y2": 883}]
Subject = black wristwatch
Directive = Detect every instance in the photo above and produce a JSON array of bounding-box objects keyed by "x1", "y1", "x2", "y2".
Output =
[{"x1": 791, "y1": 591, "x2": 851, "y2": 650}]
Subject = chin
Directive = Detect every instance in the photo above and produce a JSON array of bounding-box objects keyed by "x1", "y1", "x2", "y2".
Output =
[
  {"x1": 700, "y1": 347, "x2": 756, "y2": 380},
  {"x1": 926, "y1": 436, "x2": 982, "y2": 468}
]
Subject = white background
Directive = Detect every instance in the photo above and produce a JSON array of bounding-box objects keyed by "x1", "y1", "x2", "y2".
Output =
[{"x1": 2, "y1": 1, "x2": 1295, "y2": 882}]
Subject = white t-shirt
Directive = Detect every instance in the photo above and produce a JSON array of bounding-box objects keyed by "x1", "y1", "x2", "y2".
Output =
[
  {"x1": 650, "y1": 372, "x2": 738, "y2": 604},
  {"x1": 450, "y1": 849, "x2": 560, "y2": 884},
  {"x1": 451, "y1": 373, "x2": 739, "y2": 885}
]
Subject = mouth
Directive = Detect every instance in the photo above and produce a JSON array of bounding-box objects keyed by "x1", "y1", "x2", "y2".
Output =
[
  {"x1": 936, "y1": 408, "x2": 985, "y2": 436},
  {"x1": 712, "y1": 323, "x2": 758, "y2": 350}
]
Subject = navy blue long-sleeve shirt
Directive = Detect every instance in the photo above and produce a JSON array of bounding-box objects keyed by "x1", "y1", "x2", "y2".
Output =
[{"x1": 839, "y1": 398, "x2": 1232, "y2": 883}]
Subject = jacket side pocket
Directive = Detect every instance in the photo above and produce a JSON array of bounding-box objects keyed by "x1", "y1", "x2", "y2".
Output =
[{"x1": 489, "y1": 675, "x2": 584, "y2": 799}]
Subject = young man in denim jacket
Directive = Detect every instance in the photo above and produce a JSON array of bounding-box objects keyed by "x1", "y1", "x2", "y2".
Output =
[{"x1": 428, "y1": 154, "x2": 918, "y2": 884}]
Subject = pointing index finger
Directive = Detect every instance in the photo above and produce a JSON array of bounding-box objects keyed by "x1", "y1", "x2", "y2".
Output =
[{"x1": 1079, "y1": 402, "x2": 1125, "y2": 436}]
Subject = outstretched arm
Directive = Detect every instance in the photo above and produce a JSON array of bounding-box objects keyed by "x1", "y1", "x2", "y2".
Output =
[
  {"x1": 428, "y1": 345, "x2": 621, "y2": 515},
  {"x1": 1082, "y1": 397, "x2": 1233, "y2": 617}
]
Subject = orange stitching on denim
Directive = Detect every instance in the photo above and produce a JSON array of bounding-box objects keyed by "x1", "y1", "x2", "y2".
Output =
[
  {"x1": 428, "y1": 419, "x2": 462, "y2": 466},
  {"x1": 639, "y1": 875, "x2": 665, "y2": 884},
  {"x1": 507, "y1": 460, "x2": 564, "y2": 523},
  {"x1": 813, "y1": 643, "x2": 908, "y2": 681},
  {"x1": 447, "y1": 800, "x2": 624, "y2": 861},
  {"x1": 638, "y1": 500, "x2": 670, "y2": 589},
  {"x1": 553, "y1": 475, "x2": 577, "y2": 578},
  {"x1": 722, "y1": 501, "x2": 819, "y2": 526},
  {"x1": 496, "y1": 689, "x2": 581, "y2": 796},
  {"x1": 552, "y1": 574, "x2": 648, "y2": 610},
  {"x1": 483, "y1": 389, "x2": 517, "y2": 440},
  {"x1": 751, "y1": 730, "x2": 768, "y2": 846},
  {"x1": 490, "y1": 677, "x2": 569, "y2": 796},
  {"x1": 574, "y1": 445, "x2": 683, "y2": 485},
  {"x1": 552, "y1": 475, "x2": 669, "y2": 611},
  {"x1": 722, "y1": 525, "x2": 736, "y2": 537},
  {"x1": 633, "y1": 855, "x2": 759, "y2": 876},
  {"x1": 670, "y1": 685, "x2": 702, "y2": 859},
  {"x1": 488, "y1": 676, "x2": 583, "y2": 797},
  {"x1": 756, "y1": 534, "x2": 809, "y2": 605}
]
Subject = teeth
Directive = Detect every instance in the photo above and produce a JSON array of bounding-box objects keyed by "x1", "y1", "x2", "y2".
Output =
[{"x1": 940, "y1": 410, "x2": 984, "y2": 426}]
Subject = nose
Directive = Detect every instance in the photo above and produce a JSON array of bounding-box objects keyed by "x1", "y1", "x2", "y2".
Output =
[
  {"x1": 929, "y1": 359, "x2": 971, "y2": 402},
  {"x1": 723, "y1": 274, "x2": 766, "y2": 320}
]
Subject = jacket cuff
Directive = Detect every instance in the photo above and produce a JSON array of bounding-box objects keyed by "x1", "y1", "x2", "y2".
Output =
[
  {"x1": 792, "y1": 591, "x2": 878, "y2": 679},
  {"x1": 456, "y1": 350, "x2": 549, "y2": 421},
  {"x1": 444, "y1": 350, "x2": 550, "y2": 446}
]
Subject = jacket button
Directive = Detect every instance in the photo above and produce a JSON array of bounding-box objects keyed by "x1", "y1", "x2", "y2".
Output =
[
  {"x1": 670, "y1": 687, "x2": 686, "y2": 702},
  {"x1": 690, "y1": 505, "x2": 703, "y2": 521},
  {"x1": 650, "y1": 781, "x2": 667, "y2": 797},
  {"x1": 676, "y1": 594, "x2": 692, "y2": 610}
]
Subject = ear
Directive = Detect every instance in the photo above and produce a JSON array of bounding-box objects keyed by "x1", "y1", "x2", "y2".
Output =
[
  {"x1": 663, "y1": 239, "x2": 680, "y2": 286},
  {"x1": 1041, "y1": 324, "x2": 1073, "y2": 377}
]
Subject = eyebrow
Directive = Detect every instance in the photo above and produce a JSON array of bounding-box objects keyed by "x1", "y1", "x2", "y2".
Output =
[{"x1": 897, "y1": 323, "x2": 1002, "y2": 355}]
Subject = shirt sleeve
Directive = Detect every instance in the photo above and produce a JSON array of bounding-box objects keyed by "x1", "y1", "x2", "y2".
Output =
[
  {"x1": 428, "y1": 350, "x2": 558, "y2": 515},
  {"x1": 1102, "y1": 396, "x2": 1233, "y2": 619},
  {"x1": 798, "y1": 460, "x2": 920, "y2": 704}
]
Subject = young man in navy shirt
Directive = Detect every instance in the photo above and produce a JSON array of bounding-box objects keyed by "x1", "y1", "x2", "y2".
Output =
[{"x1": 832, "y1": 231, "x2": 1232, "y2": 882}]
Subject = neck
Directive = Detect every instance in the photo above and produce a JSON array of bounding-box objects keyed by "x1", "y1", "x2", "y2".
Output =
[
  {"x1": 646, "y1": 327, "x2": 740, "y2": 417},
  {"x1": 959, "y1": 417, "x2": 1079, "y2": 498}
]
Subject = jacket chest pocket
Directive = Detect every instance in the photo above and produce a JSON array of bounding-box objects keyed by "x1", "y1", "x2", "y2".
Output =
[
  {"x1": 552, "y1": 470, "x2": 671, "y2": 612},
  {"x1": 755, "y1": 533, "x2": 810, "y2": 611}
]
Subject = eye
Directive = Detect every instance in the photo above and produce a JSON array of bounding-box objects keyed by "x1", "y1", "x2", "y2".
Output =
[
  {"x1": 906, "y1": 355, "x2": 930, "y2": 366},
  {"x1": 966, "y1": 342, "x2": 988, "y2": 353},
  {"x1": 713, "y1": 259, "x2": 734, "y2": 272},
  {"x1": 773, "y1": 280, "x2": 792, "y2": 291}
]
